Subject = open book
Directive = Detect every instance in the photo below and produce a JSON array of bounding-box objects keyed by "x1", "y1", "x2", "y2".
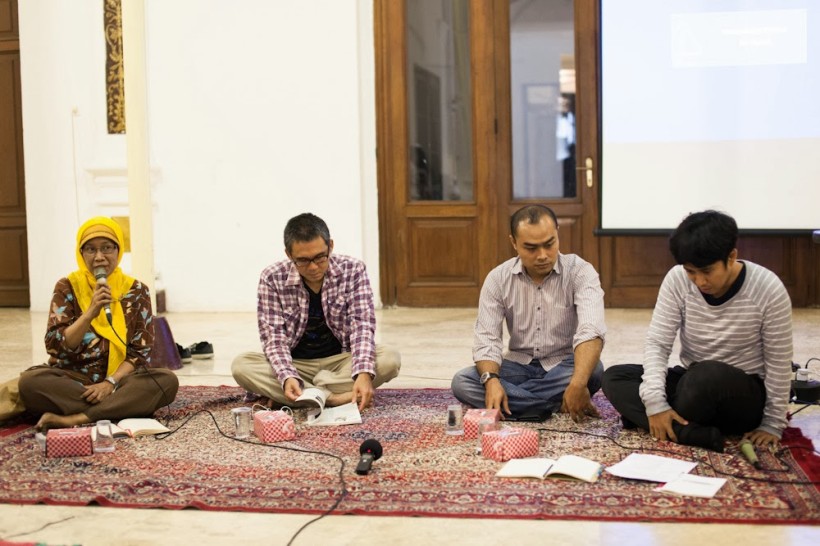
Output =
[
  {"x1": 296, "y1": 387, "x2": 362, "y2": 427},
  {"x1": 496, "y1": 455, "x2": 604, "y2": 483},
  {"x1": 92, "y1": 418, "x2": 170, "y2": 440}
]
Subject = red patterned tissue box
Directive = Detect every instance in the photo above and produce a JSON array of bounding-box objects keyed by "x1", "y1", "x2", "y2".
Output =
[
  {"x1": 46, "y1": 427, "x2": 93, "y2": 458},
  {"x1": 463, "y1": 408, "x2": 501, "y2": 439},
  {"x1": 481, "y1": 427, "x2": 539, "y2": 462},
  {"x1": 253, "y1": 410, "x2": 296, "y2": 443}
]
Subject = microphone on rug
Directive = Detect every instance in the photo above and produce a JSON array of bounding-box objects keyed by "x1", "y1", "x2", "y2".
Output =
[
  {"x1": 93, "y1": 267, "x2": 113, "y2": 324},
  {"x1": 355, "y1": 439, "x2": 383, "y2": 475},
  {"x1": 739, "y1": 439, "x2": 761, "y2": 470}
]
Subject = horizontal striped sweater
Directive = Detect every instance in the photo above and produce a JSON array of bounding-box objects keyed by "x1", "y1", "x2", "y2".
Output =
[{"x1": 639, "y1": 261, "x2": 793, "y2": 437}]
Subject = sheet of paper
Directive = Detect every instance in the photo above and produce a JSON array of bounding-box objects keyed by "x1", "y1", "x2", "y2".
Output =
[
  {"x1": 655, "y1": 474, "x2": 727, "y2": 498},
  {"x1": 605, "y1": 453, "x2": 698, "y2": 483}
]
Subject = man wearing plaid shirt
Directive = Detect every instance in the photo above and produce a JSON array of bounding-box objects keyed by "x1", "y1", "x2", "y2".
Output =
[{"x1": 232, "y1": 213, "x2": 400, "y2": 410}]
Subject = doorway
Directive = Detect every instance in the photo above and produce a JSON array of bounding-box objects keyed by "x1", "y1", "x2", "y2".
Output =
[
  {"x1": 375, "y1": 0, "x2": 600, "y2": 306},
  {"x1": 0, "y1": 0, "x2": 29, "y2": 307}
]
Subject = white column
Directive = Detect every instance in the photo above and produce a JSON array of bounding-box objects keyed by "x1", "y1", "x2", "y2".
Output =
[{"x1": 121, "y1": 0, "x2": 156, "y2": 309}]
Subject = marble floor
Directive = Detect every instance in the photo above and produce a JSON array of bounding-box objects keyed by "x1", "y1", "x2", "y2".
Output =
[{"x1": 0, "y1": 308, "x2": 818, "y2": 545}]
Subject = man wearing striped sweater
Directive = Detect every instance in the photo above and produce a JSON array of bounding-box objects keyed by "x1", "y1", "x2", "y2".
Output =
[{"x1": 603, "y1": 210, "x2": 793, "y2": 452}]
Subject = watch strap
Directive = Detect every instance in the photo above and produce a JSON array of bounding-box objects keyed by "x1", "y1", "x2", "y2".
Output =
[{"x1": 481, "y1": 372, "x2": 500, "y2": 385}]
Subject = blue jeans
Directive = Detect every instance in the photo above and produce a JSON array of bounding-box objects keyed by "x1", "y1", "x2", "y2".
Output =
[{"x1": 451, "y1": 357, "x2": 604, "y2": 418}]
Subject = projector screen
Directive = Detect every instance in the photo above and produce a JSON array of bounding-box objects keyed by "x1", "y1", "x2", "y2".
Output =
[{"x1": 600, "y1": 0, "x2": 819, "y2": 232}]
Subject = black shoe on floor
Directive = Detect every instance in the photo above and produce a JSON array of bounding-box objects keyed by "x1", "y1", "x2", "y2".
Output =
[
  {"x1": 176, "y1": 343, "x2": 192, "y2": 364},
  {"x1": 188, "y1": 341, "x2": 214, "y2": 360},
  {"x1": 621, "y1": 416, "x2": 639, "y2": 430},
  {"x1": 674, "y1": 422, "x2": 725, "y2": 453}
]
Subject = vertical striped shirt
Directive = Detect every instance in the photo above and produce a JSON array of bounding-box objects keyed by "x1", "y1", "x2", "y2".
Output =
[
  {"x1": 639, "y1": 261, "x2": 793, "y2": 437},
  {"x1": 473, "y1": 253, "x2": 606, "y2": 370},
  {"x1": 257, "y1": 254, "x2": 377, "y2": 386}
]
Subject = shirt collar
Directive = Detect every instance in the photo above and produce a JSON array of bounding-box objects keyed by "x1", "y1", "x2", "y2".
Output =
[{"x1": 512, "y1": 253, "x2": 564, "y2": 279}]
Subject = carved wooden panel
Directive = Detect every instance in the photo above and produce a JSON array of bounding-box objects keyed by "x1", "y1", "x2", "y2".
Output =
[
  {"x1": 0, "y1": 227, "x2": 27, "y2": 305},
  {"x1": 736, "y1": 236, "x2": 811, "y2": 306},
  {"x1": 392, "y1": 216, "x2": 483, "y2": 307},
  {"x1": 599, "y1": 236, "x2": 671, "y2": 307},
  {"x1": 0, "y1": 0, "x2": 15, "y2": 39},
  {"x1": 556, "y1": 215, "x2": 579, "y2": 257},
  {"x1": 814, "y1": 240, "x2": 820, "y2": 305},
  {"x1": 408, "y1": 218, "x2": 478, "y2": 286},
  {"x1": 600, "y1": 234, "x2": 814, "y2": 308}
]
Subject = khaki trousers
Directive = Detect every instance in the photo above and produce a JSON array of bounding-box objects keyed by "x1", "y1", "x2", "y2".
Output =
[{"x1": 231, "y1": 345, "x2": 401, "y2": 406}]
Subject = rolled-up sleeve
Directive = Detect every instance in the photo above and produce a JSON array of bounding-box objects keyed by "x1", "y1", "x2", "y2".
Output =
[
  {"x1": 473, "y1": 269, "x2": 506, "y2": 364},
  {"x1": 570, "y1": 260, "x2": 606, "y2": 350}
]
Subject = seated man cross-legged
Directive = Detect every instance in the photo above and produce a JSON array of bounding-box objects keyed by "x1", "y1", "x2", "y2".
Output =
[
  {"x1": 232, "y1": 213, "x2": 400, "y2": 411},
  {"x1": 451, "y1": 205, "x2": 607, "y2": 422},
  {"x1": 602, "y1": 210, "x2": 793, "y2": 452}
]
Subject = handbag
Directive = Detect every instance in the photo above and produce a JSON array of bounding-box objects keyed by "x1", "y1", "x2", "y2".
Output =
[
  {"x1": 150, "y1": 316, "x2": 183, "y2": 370},
  {"x1": 0, "y1": 375, "x2": 25, "y2": 422}
]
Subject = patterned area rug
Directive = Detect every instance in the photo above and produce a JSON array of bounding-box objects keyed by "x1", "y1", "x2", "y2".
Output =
[{"x1": 0, "y1": 386, "x2": 818, "y2": 523}]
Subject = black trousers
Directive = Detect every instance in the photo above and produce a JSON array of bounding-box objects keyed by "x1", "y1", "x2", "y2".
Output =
[{"x1": 602, "y1": 360, "x2": 766, "y2": 435}]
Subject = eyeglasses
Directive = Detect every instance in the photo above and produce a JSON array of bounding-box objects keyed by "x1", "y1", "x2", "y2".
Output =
[
  {"x1": 292, "y1": 252, "x2": 329, "y2": 268},
  {"x1": 81, "y1": 244, "x2": 118, "y2": 256}
]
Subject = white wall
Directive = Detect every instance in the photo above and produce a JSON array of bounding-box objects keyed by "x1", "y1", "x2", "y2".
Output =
[{"x1": 19, "y1": 0, "x2": 380, "y2": 312}]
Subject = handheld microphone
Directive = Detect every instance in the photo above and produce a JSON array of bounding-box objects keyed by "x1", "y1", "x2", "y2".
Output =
[
  {"x1": 93, "y1": 267, "x2": 113, "y2": 324},
  {"x1": 355, "y1": 439, "x2": 383, "y2": 475},
  {"x1": 739, "y1": 439, "x2": 762, "y2": 470}
]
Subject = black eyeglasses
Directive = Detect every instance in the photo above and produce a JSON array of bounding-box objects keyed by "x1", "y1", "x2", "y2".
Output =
[
  {"x1": 292, "y1": 252, "x2": 329, "y2": 268},
  {"x1": 81, "y1": 244, "x2": 118, "y2": 256}
]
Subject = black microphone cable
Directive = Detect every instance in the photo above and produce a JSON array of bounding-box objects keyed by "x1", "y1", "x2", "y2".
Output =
[{"x1": 152, "y1": 408, "x2": 350, "y2": 546}]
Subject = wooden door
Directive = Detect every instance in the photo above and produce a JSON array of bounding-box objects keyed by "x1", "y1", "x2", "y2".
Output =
[
  {"x1": 375, "y1": 0, "x2": 501, "y2": 307},
  {"x1": 375, "y1": 0, "x2": 600, "y2": 307},
  {"x1": 0, "y1": 0, "x2": 28, "y2": 307}
]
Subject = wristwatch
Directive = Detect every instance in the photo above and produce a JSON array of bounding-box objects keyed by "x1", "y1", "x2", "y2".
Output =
[
  {"x1": 479, "y1": 372, "x2": 500, "y2": 385},
  {"x1": 105, "y1": 376, "x2": 119, "y2": 389}
]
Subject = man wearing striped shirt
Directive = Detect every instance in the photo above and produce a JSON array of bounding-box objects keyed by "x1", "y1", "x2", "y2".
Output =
[
  {"x1": 451, "y1": 205, "x2": 607, "y2": 422},
  {"x1": 232, "y1": 213, "x2": 400, "y2": 411},
  {"x1": 603, "y1": 210, "x2": 793, "y2": 452}
]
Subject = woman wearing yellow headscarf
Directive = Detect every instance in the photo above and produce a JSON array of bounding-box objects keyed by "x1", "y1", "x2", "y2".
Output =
[{"x1": 19, "y1": 217, "x2": 179, "y2": 430}]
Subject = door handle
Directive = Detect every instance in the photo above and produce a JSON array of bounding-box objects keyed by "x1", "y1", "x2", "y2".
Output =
[{"x1": 584, "y1": 157, "x2": 593, "y2": 188}]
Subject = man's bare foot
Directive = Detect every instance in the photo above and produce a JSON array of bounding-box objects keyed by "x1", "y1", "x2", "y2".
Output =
[
  {"x1": 325, "y1": 392, "x2": 354, "y2": 407},
  {"x1": 36, "y1": 412, "x2": 90, "y2": 432}
]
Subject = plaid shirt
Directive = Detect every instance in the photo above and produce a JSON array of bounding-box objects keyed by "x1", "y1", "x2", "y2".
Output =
[{"x1": 257, "y1": 254, "x2": 377, "y2": 386}]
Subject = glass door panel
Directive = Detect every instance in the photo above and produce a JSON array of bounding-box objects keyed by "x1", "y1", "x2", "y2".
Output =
[
  {"x1": 509, "y1": 0, "x2": 576, "y2": 200},
  {"x1": 406, "y1": 0, "x2": 474, "y2": 202}
]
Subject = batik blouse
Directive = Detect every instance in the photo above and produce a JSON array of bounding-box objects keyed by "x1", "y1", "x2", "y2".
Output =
[{"x1": 44, "y1": 277, "x2": 154, "y2": 384}]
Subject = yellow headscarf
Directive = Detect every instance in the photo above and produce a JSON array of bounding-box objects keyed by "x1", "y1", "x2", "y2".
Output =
[{"x1": 67, "y1": 217, "x2": 135, "y2": 377}]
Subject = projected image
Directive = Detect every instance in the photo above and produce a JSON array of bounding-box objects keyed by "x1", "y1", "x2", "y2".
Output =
[{"x1": 601, "y1": 1, "x2": 819, "y2": 230}]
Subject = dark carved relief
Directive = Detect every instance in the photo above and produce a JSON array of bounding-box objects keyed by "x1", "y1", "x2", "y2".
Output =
[{"x1": 104, "y1": 0, "x2": 125, "y2": 134}]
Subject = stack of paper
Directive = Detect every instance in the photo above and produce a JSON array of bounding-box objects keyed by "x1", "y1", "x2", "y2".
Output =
[{"x1": 606, "y1": 453, "x2": 726, "y2": 498}]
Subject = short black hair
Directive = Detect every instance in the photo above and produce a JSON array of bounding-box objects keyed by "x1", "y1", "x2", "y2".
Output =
[
  {"x1": 283, "y1": 213, "x2": 331, "y2": 252},
  {"x1": 510, "y1": 205, "x2": 558, "y2": 237},
  {"x1": 669, "y1": 210, "x2": 737, "y2": 267}
]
